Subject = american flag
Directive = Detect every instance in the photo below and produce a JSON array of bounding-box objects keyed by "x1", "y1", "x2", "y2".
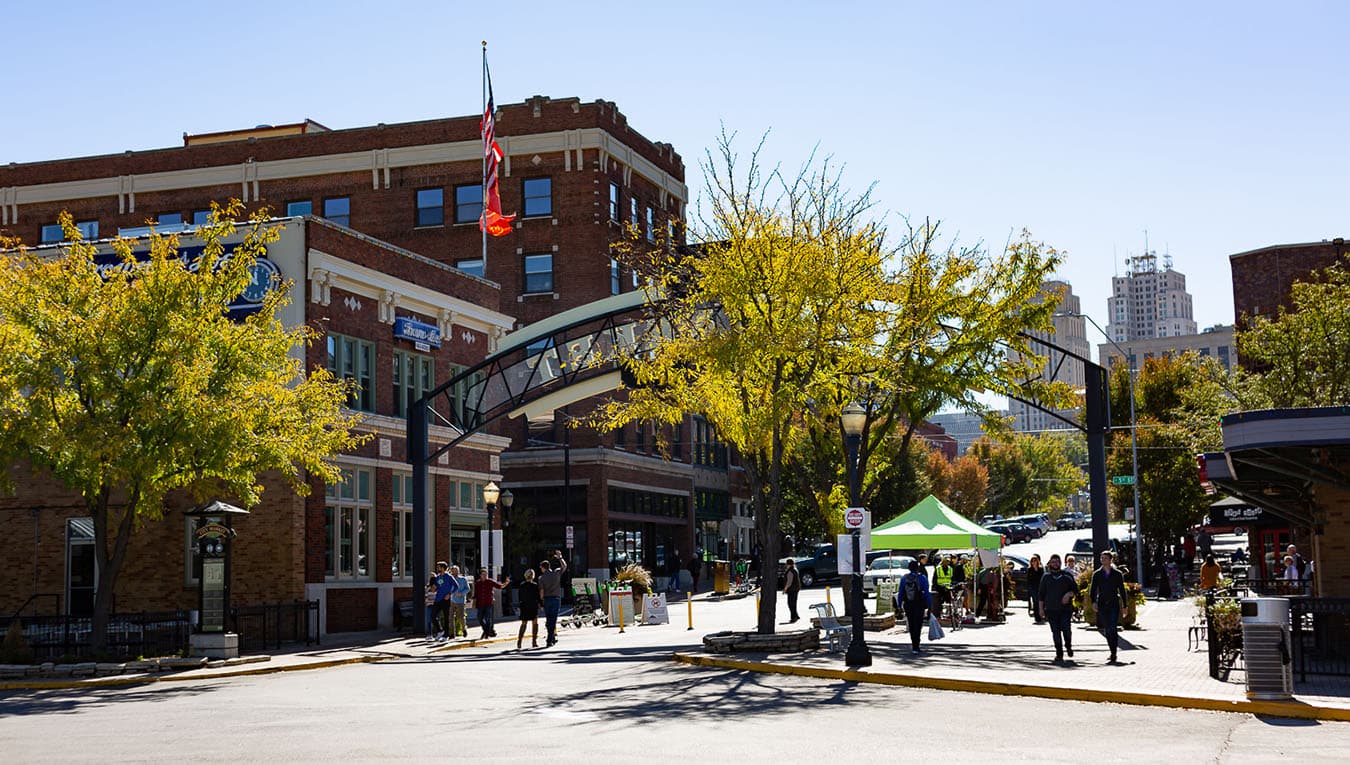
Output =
[{"x1": 480, "y1": 75, "x2": 514, "y2": 237}]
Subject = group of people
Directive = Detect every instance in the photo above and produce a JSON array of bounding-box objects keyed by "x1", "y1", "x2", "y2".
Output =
[{"x1": 424, "y1": 551, "x2": 569, "y2": 650}]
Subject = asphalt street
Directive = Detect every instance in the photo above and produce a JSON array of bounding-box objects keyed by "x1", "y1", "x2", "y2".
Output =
[{"x1": 4, "y1": 627, "x2": 1350, "y2": 762}]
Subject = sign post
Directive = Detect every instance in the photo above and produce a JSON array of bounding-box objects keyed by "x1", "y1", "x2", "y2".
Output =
[{"x1": 183, "y1": 501, "x2": 249, "y2": 660}]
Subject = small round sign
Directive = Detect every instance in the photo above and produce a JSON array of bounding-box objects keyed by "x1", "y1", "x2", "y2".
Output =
[{"x1": 845, "y1": 508, "x2": 865, "y2": 528}]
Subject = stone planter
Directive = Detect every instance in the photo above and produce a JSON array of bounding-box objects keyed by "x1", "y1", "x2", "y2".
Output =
[
  {"x1": 810, "y1": 613, "x2": 895, "y2": 631},
  {"x1": 702, "y1": 629, "x2": 820, "y2": 654}
]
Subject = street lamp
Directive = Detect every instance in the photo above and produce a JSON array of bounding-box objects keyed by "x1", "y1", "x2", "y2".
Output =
[
  {"x1": 483, "y1": 481, "x2": 513, "y2": 580},
  {"x1": 1066, "y1": 312, "x2": 1145, "y2": 585},
  {"x1": 841, "y1": 402, "x2": 871, "y2": 667}
]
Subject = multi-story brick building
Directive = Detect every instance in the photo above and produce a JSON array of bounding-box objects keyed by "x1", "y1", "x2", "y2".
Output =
[
  {"x1": 0, "y1": 97, "x2": 752, "y2": 628},
  {"x1": 1229, "y1": 238, "x2": 1350, "y2": 327}
]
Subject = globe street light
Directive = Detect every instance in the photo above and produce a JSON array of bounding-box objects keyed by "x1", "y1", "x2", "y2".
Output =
[
  {"x1": 483, "y1": 481, "x2": 512, "y2": 580},
  {"x1": 841, "y1": 402, "x2": 872, "y2": 667}
]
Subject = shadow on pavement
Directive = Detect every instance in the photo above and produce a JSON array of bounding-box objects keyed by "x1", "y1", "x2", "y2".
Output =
[{"x1": 0, "y1": 682, "x2": 224, "y2": 718}]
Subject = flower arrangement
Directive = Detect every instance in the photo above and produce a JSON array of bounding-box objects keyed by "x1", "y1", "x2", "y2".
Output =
[{"x1": 612, "y1": 563, "x2": 652, "y2": 594}]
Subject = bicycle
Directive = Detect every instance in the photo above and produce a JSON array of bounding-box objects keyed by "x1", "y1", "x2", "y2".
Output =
[{"x1": 939, "y1": 583, "x2": 968, "y2": 631}]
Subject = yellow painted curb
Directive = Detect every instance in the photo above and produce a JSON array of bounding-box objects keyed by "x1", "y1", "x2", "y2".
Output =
[
  {"x1": 670, "y1": 653, "x2": 1350, "y2": 723},
  {"x1": 428, "y1": 636, "x2": 519, "y2": 654},
  {"x1": 0, "y1": 655, "x2": 388, "y2": 691}
]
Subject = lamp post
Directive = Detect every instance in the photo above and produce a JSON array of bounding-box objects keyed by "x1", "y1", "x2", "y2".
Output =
[
  {"x1": 841, "y1": 402, "x2": 871, "y2": 667},
  {"x1": 483, "y1": 481, "x2": 512, "y2": 580},
  {"x1": 1071, "y1": 313, "x2": 1145, "y2": 585}
]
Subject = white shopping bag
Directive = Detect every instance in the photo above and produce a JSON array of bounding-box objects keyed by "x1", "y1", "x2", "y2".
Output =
[{"x1": 928, "y1": 612, "x2": 945, "y2": 641}]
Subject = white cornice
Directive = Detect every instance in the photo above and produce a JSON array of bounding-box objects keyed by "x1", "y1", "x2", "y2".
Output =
[
  {"x1": 309, "y1": 248, "x2": 515, "y2": 335},
  {"x1": 6, "y1": 128, "x2": 687, "y2": 218}
]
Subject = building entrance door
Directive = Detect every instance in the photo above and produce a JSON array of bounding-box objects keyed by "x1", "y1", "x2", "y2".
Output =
[{"x1": 66, "y1": 518, "x2": 97, "y2": 616}]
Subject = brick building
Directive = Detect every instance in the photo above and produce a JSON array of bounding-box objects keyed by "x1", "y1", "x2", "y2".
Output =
[
  {"x1": 0, "y1": 97, "x2": 751, "y2": 628},
  {"x1": 1229, "y1": 238, "x2": 1350, "y2": 327}
]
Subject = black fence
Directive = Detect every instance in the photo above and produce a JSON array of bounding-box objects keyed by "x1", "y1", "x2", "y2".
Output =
[
  {"x1": 228, "y1": 600, "x2": 320, "y2": 651},
  {"x1": 17, "y1": 610, "x2": 193, "y2": 662},
  {"x1": 1241, "y1": 578, "x2": 1313, "y2": 598},
  {"x1": 1290, "y1": 597, "x2": 1350, "y2": 680}
]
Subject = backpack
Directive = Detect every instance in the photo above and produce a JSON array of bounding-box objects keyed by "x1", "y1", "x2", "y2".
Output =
[{"x1": 902, "y1": 573, "x2": 921, "y2": 604}]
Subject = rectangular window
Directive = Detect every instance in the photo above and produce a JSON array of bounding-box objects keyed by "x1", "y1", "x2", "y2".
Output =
[
  {"x1": 286, "y1": 200, "x2": 313, "y2": 217},
  {"x1": 646, "y1": 207, "x2": 655, "y2": 241},
  {"x1": 609, "y1": 182, "x2": 621, "y2": 221},
  {"x1": 325, "y1": 467, "x2": 374, "y2": 580},
  {"x1": 610, "y1": 258, "x2": 621, "y2": 295},
  {"x1": 630, "y1": 197, "x2": 639, "y2": 226},
  {"x1": 393, "y1": 350, "x2": 434, "y2": 418},
  {"x1": 391, "y1": 472, "x2": 415, "y2": 580},
  {"x1": 454, "y1": 184, "x2": 483, "y2": 224},
  {"x1": 415, "y1": 188, "x2": 444, "y2": 227},
  {"x1": 193, "y1": 209, "x2": 212, "y2": 226},
  {"x1": 323, "y1": 197, "x2": 350, "y2": 226},
  {"x1": 158, "y1": 213, "x2": 183, "y2": 226},
  {"x1": 326, "y1": 333, "x2": 375, "y2": 412},
  {"x1": 75, "y1": 220, "x2": 98, "y2": 239},
  {"x1": 41, "y1": 224, "x2": 64, "y2": 243},
  {"x1": 524, "y1": 253, "x2": 553, "y2": 293},
  {"x1": 522, "y1": 178, "x2": 552, "y2": 217},
  {"x1": 66, "y1": 518, "x2": 97, "y2": 616},
  {"x1": 460, "y1": 481, "x2": 473, "y2": 511},
  {"x1": 456, "y1": 258, "x2": 484, "y2": 278}
]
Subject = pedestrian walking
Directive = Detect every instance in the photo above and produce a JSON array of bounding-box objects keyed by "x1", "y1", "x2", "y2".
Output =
[
  {"x1": 516, "y1": 569, "x2": 541, "y2": 649},
  {"x1": 1037, "y1": 554, "x2": 1077, "y2": 663},
  {"x1": 896, "y1": 559, "x2": 931, "y2": 653},
  {"x1": 1026, "y1": 554, "x2": 1045, "y2": 624},
  {"x1": 473, "y1": 568, "x2": 510, "y2": 639},
  {"x1": 449, "y1": 565, "x2": 469, "y2": 638},
  {"x1": 1199, "y1": 554, "x2": 1222, "y2": 591},
  {"x1": 1089, "y1": 551, "x2": 1129, "y2": 663},
  {"x1": 538, "y1": 557, "x2": 567, "y2": 647},
  {"x1": 432, "y1": 562, "x2": 456, "y2": 641},
  {"x1": 782, "y1": 558, "x2": 801, "y2": 623},
  {"x1": 424, "y1": 572, "x2": 439, "y2": 638}
]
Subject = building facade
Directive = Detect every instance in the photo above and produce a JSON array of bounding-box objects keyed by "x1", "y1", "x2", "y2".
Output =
[
  {"x1": 1229, "y1": 238, "x2": 1350, "y2": 328},
  {"x1": 1097, "y1": 324, "x2": 1237, "y2": 374},
  {"x1": 1009, "y1": 280, "x2": 1089, "y2": 434},
  {"x1": 0, "y1": 97, "x2": 750, "y2": 626},
  {"x1": 1105, "y1": 251, "x2": 1197, "y2": 342}
]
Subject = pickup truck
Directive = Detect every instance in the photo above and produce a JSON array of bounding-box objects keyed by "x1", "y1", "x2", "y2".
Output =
[{"x1": 781, "y1": 544, "x2": 891, "y2": 587}]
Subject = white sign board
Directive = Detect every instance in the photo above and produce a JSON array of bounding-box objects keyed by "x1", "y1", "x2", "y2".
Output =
[
  {"x1": 642, "y1": 593, "x2": 669, "y2": 625},
  {"x1": 837, "y1": 534, "x2": 864, "y2": 575},
  {"x1": 565, "y1": 525, "x2": 575, "y2": 546},
  {"x1": 571, "y1": 577, "x2": 599, "y2": 600},
  {"x1": 862, "y1": 510, "x2": 872, "y2": 552},
  {"x1": 608, "y1": 589, "x2": 635, "y2": 627},
  {"x1": 875, "y1": 579, "x2": 898, "y2": 615},
  {"x1": 479, "y1": 530, "x2": 503, "y2": 576}
]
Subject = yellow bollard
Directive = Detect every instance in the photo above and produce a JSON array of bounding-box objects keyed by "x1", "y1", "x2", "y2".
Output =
[
  {"x1": 826, "y1": 586, "x2": 831, "y2": 605},
  {"x1": 755, "y1": 590, "x2": 760, "y2": 614},
  {"x1": 687, "y1": 592, "x2": 694, "y2": 630},
  {"x1": 618, "y1": 598, "x2": 625, "y2": 633}
]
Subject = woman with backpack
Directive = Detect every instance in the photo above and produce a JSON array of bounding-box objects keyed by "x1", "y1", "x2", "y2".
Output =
[{"x1": 895, "y1": 559, "x2": 932, "y2": 654}]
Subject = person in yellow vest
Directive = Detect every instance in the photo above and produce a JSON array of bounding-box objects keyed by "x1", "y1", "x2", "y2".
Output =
[{"x1": 932, "y1": 555, "x2": 955, "y2": 619}]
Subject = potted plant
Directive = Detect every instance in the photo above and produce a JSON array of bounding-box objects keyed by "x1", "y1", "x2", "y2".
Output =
[
  {"x1": 613, "y1": 563, "x2": 653, "y2": 614},
  {"x1": 1121, "y1": 582, "x2": 1147, "y2": 628}
]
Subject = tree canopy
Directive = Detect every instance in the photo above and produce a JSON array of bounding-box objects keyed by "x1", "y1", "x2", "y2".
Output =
[
  {"x1": 0, "y1": 206, "x2": 365, "y2": 648},
  {"x1": 1238, "y1": 265, "x2": 1350, "y2": 407}
]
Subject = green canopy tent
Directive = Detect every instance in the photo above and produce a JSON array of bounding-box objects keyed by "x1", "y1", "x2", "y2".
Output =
[{"x1": 871, "y1": 494, "x2": 1002, "y2": 550}]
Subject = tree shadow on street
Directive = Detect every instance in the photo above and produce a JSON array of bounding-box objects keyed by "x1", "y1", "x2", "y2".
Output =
[{"x1": 0, "y1": 682, "x2": 223, "y2": 718}]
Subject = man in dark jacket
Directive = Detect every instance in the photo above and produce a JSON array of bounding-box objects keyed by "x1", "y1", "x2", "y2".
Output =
[
  {"x1": 1089, "y1": 551, "x2": 1130, "y2": 663},
  {"x1": 1037, "y1": 554, "x2": 1078, "y2": 663},
  {"x1": 782, "y1": 558, "x2": 802, "y2": 622},
  {"x1": 896, "y1": 559, "x2": 932, "y2": 653}
]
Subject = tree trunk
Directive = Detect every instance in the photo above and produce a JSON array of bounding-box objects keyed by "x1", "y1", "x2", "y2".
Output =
[
  {"x1": 89, "y1": 485, "x2": 139, "y2": 654},
  {"x1": 752, "y1": 463, "x2": 781, "y2": 635}
]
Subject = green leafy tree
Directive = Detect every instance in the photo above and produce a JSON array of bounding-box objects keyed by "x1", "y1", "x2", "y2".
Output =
[
  {"x1": 0, "y1": 206, "x2": 365, "y2": 650},
  {"x1": 1238, "y1": 264, "x2": 1350, "y2": 406},
  {"x1": 971, "y1": 432, "x2": 1081, "y2": 518}
]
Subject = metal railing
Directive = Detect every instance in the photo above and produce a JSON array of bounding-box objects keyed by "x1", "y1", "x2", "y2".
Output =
[
  {"x1": 17, "y1": 610, "x2": 193, "y2": 661},
  {"x1": 228, "y1": 600, "x2": 320, "y2": 651},
  {"x1": 1243, "y1": 578, "x2": 1313, "y2": 598},
  {"x1": 1290, "y1": 597, "x2": 1350, "y2": 680}
]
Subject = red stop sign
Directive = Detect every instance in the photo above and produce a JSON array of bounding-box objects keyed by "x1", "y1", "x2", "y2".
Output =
[{"x1": 845, "y1": 508, "x2": 865, "y2": 528}]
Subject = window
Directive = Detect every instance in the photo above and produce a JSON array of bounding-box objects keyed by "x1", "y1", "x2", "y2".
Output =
[
  {"x1": 524, "y1": 253, "x2": 553, "y2": 293},
  {"x1": 454, "y1": 184, "x2": 483, "y2": 224},
  {"x1": 609, "y1": 182, "x2": 621, "y2": 221},
  {"x1": 610, "y1": 258, "x2": 621, "y2": 295},
  {"x1": 455, "y1": 258, "x2": 484, "y2": 278},
  {"x1": 193, "y1": 210, "x2": 212, "y2": 226},
  {"x1": 393, "y1": 350, "x2": 434, "y2": 418},
  {"x1": 40, "y1": 224, "x2": 63, "y2": 243},
  {"x1": 66, "y1": 518, "x2": 97, "y2": 616},
  {"x1": 457, "y1": 480, "x2": 487, "y2": 510},
  {"x1": 630, "y1": 197, "x2": 639, "y2": 226},
  {"x1": 326, "y1": 333, "x2": 375, "y2": 412},
  {"x1": 446, "y1": 364, "x2": 486, "y2": 430},
  {"x1": 323, "y1": 197, "x2": 350, "y2": 226},
  {"x1": 286, "y1": 200, "x2": 313, "y2": 217},
  {"x1": 158, "y1": 213, "x2": 183, "y2": 226},
  {"x1": 522, "y1": 178, "x2": 552, "y2": 217},
  {"x1": 391, "y1": 472, "x2": 415, "y2": 580},
  {"x1": 325, "y1": 467, "x2": 373, "y2": 580},
  {"x1": 42, "y1": 221, "x2": 97, "y2": 242},
  {"x1": 415, "y1": 188, "x2": 444, "y2": 226},
  {"x1": 646, "y1": 207, "x2": 655, "y2": 241}
]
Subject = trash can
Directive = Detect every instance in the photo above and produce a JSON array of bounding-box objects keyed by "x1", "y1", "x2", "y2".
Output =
[
  {"x1": 712, "y1": 560, "x2": 731, "y2": 595},
  {"x1": 1240, "y1": 597, "x2": 1293, "y2": 700}
]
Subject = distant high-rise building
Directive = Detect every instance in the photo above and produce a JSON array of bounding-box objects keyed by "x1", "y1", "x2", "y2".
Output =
[
  {"x1": 1098, "y1": 324, "x2": 1238, "y2": 374},
  {"x1": 929, "y1": 410, "x2": 997, "y2": 456},
  {"x1": 1009, "y1": 280, "x2": 1089, "y2": 434},
  {"x1": 1105, "y1": 251, "x2": 1197, "y2": 342}
]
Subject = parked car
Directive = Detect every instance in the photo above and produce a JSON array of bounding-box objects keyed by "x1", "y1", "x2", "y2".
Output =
[
  {"x1": 979, "y1": 514, "x2": 1004, "y2": 526},
  {"x1": 1068, "y1": 536, "x2": 1121, "y2": 561},
  {"x1": 1056, "y1": 512, "x2": 1086, "y2": 530},
  {"x1": 987, "y1": 521, "x2": 1034, "y2": 544},
  {"x1": 861, "y1": 555, "x2": 917, "y2": 593},
  {"x1": 1002, "y1": 553, "x2": 1030, "y2": 600},
  {"x1": 1014, "y1": 514, "x2": 1050, "y2": 538}
]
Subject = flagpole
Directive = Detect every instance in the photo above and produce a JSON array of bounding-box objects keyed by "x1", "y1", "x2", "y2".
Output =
[{"x1": 481, "y1": 41, "x2": 489, "y2": 277}]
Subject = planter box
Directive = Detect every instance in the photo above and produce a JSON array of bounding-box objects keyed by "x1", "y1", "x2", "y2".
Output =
[
  {"x1": 810, "y1": 613, "x2": 896, "y2": 631},
  {"x1": 702, "y1": 629, "x2": 821, "y2": 654}
]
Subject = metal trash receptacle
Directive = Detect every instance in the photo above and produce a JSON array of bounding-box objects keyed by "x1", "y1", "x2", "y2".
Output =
[
  {"x1": 1240, "y1": 597, "x2": 1293, "y2": 700},
  {"x1": 712, "y1": 561, "x2": 730, "y2": 595}
]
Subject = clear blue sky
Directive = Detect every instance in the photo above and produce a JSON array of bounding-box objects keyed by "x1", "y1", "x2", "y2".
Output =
[{"x1": 5, "y1": 1, "x2": 1347, "y2": 336}]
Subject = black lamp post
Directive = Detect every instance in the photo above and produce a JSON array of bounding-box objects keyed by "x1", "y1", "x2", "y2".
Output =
[
  {"x1": 483, "y1": 481, "x2": 507, "y2": 580},
  {"x1": 841, "y1": 402, "x2": 872, "y2": 667}
]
